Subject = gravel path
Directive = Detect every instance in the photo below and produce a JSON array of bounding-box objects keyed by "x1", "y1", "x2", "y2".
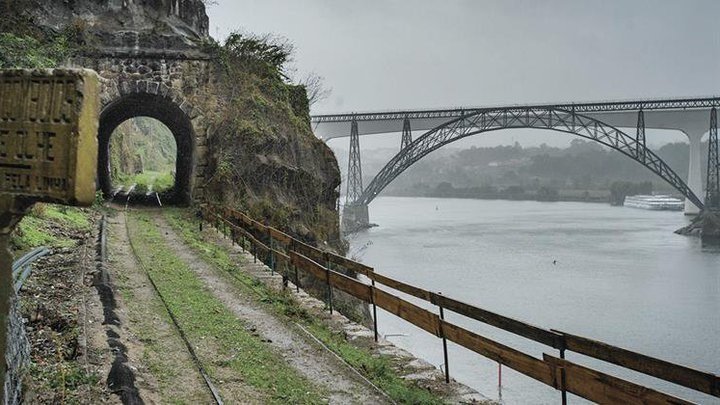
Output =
[{"x1": 150, "y1": 210, "x2": 390, "y2": 405}]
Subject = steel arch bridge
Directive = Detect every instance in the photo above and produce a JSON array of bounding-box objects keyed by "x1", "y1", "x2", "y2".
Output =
[{"x1": 355, "y1": 107, "x2": 705, "y2": 209}]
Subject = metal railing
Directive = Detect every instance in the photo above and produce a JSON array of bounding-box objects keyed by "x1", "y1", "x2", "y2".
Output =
[
  {"x1": 11, "y1": 247, "x2": 50, "y2": 293},
  {"x1": 311, "y1": 96, "x2": 720, "y2": 123},
  {"x1": 203, "y1": 205, "x2": 719, "y2": 404}
]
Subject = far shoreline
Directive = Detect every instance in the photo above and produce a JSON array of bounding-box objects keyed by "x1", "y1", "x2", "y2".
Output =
[{"x1": 364, "y1": 193, "x2": 688, "y2": 209}]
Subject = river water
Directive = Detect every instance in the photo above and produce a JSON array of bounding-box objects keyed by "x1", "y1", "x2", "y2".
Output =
[{"x1": 349, "y1": 197, "x2": 720, "y2": 404}]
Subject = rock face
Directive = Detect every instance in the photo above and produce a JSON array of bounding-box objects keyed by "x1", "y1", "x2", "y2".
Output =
[
  {"x1": 4, "y1": 0, "x2": 348, "y2": 317},
  {"x1": 700, "y1": 212, "x2": 720, "y2": 245},
  {"x1": 22, "y1": 0, "x2": 209, "y2": 52},
  {"x1": 0, "y1": 11, "x2": 373, "y2": 394},
  {"x1": 674, "y1": 210, "x2": 720, "y2": 245},
  {"x1": 4, "y1": 0, "x2": 343, "y2": 246}
]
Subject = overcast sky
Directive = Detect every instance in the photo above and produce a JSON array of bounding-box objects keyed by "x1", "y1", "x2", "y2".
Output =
[{"x1": 207, "y1": 0, "x2": 720, "y2": 147}]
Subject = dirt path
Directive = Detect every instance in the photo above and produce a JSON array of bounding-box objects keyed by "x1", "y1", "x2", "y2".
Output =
[
  {"x1": 105, "y1": 209, "x2": 213, "y2": 404},
  {"x1": 149, "y1": 210, "x2": 390, "y2": 405}
]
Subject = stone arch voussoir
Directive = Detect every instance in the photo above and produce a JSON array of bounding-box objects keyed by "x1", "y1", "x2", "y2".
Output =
[{"x1": 99, "y1": 78, "x2": 208, "y2": 204}]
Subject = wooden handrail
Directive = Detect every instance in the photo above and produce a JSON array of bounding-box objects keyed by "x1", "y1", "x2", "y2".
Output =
[
  {"x1": 202, "y1": 205, "x2": 718, "y2": 402},
  {"x1": 555, "y1": 330, "x2": 720, "y2": 398}
]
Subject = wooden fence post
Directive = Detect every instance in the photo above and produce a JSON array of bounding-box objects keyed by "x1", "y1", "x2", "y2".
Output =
[
  {"x1": 498, "y1": 363, "x2": 502, "y2": 395},
  {"x1": 290, "y1": 242, "x2": 301, "y2": 293},
  {"x1": 208, "y1": 207, "x2": 720, "y2": 405},
  {"x1": 559, "y1": 346, "x2": 567, "y2": 405},
  {"x1": 282, "y1": 257, "x2": 289, "y2": 289},
  {"x1": 268, "y1": 229, "x2": 275, "y2": 276},
  {"x1": 325, "y1": 257, "x2": 333, "y2": 314},
  {"x1": 438, "y1": 292, "x2": 450, "y2": 384},
  {"x1": 371, "y1": 279, "x2": 379, "y2": 343}
]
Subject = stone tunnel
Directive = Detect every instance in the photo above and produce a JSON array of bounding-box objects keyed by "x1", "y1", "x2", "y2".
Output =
[
  {"x1": 44, "y1": 0, "x2": 217, "y2": 203},
  {"x1": 73, "y1": 54, "x2": 213, "y2": 204}
]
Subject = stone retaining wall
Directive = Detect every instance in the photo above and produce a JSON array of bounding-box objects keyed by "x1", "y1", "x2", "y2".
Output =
[{"x1": 4, "y1": 295, "x2": 29, "y2": 405}]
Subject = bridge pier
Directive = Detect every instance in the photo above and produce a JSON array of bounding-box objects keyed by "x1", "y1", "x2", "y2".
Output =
[
  {"x1": 701, "y1": 108, "x2": 720, "y2": 244},
  {"x1": 342, "y1": 204, "x2": 370, "y2": 232},
  {"x1": 684, "y1": 129, "x2": 705, "y2": 215},
  {"x1": 677, "y1": 108, "x2": 720, "y2": 242},
  {"x1": 401, "y1": 116, "x2": 413, "y2": 150},
  {"x1": 342, "y1": 118, "x2": 372, "y2": 232}
]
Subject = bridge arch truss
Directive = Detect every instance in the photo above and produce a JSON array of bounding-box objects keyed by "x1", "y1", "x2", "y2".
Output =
[{"x1": 357, "y1": 107, "x2": 705, "y2": 209}]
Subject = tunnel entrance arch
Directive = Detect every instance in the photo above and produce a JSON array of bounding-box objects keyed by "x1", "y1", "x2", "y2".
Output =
[{"x1": 98, "y1": 92, "x2": 196, "y2": 204}]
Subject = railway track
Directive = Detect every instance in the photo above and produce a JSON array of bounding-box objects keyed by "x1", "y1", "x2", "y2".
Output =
[
  {"x1": 101, "y1": 191, "x2": 223, "y2": 404},
  {"x1": 101, "y1": 191, "x2": 392, "y2": 404}
]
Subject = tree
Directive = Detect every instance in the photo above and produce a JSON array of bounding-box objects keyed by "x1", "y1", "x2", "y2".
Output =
[
  {"x1": 435, "y1": 182, "x2": 455, "y2": 197},
  {"x1": 300, "y1": 72, "x2": 331, "y2": 107},
  {"x1": 609, "y1": 181, "x2": 652, "y2": 206},
  {"x1": 504, "y1": 185, "x2": 525, "y2": 199},
  {"x1": 223, "y1": 31, "x2": 294, "y2": 76},
  {"x1": 537, "y1": 186, "x2": 559, "y2": 202}
]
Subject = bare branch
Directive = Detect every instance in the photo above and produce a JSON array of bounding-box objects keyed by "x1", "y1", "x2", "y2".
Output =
[{"x1": 300, "y1": 72, "x2": 331, "y2": 107}]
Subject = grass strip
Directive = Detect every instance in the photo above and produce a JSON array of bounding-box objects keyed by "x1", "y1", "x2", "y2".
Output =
[
  {"x1": 164, "y1": 208, "x2": 447, "y2": 405},
  {"x1": 12, "y1": 204, "x2": 92, "y2": 251},
  {"x1": 115, "y1": 273, "x2": 214, "y2": 404},
  {"x1": 127, "y1": 210, "x2": 325, "y2": 404}
]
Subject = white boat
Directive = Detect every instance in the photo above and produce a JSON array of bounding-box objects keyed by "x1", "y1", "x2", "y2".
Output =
[{"x1": 623, "y1": 195, "x2": 684, "y2": 211}]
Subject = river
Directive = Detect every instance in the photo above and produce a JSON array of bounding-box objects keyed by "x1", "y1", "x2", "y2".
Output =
[{"x1": 349, "y1": 197, "x2": 720, "y2": 404}]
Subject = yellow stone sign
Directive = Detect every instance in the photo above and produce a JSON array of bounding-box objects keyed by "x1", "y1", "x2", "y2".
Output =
[{"x1": 0, "y1": 69, "x2": 99, "y2": 206}]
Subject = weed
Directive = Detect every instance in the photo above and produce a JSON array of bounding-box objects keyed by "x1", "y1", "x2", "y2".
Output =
[
  {"x1": 28, "y1": 362, "x2": 101, "y2": 402},
  {"x1": 163, "y1": 208, "x2": 448, "y2": 405},
  {"x1": 128, "y1": 210, "x2": 325, "y2": 404}
]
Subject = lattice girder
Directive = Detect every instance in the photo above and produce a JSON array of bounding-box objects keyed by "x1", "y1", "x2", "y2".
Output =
[{"x1": 356, "y1": 107, "x2": 703, "y2": 209}]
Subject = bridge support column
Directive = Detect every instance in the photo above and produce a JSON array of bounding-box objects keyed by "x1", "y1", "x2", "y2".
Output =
[
  {"x1": 684, "y1": 130, "x2": 705, "y2": 215},
  {"x1": 342, "y1": 118, "x2": 371, "y2": 232},
  {"x1": 346, "y1": 119, "x2": 364, "y2": 205},
  {"x1": 704, "y1": 107, "x2": 719, "y2": 208},
  {"x1": 701, "y1": 108, "x2": 720, "y2": 245},
  {"x1": 342, "y1": 204, "x2": 370, "y2": 232},
  {"x1": 636, "y1": 110, "x2": 646, "y2": 162},
  {"x1": 401, "y1": 116, "x2": 412, "y2": 150}
]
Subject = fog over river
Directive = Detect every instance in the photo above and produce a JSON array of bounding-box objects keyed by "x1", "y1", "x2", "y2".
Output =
[{"x1": 349, "y1": 197, "x2": 720, "y2": 404}]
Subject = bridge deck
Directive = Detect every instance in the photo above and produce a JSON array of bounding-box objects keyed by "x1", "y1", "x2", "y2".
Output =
[{"x1": 312, "y1": 96, "x2": 720, "y2": 139}]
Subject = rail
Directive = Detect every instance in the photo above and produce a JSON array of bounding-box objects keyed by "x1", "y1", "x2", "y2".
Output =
[
  {"x1": 12, "y1": 247, "x2": 51, "y2": 293},
  {"x1": 201, "y1": 205, "x2": 719, "y2": 404}
]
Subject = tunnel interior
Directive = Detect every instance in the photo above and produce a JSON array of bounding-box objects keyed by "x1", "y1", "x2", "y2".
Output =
[{"x1": 98, "y1": 93, "x2": 195, "y2": 204}]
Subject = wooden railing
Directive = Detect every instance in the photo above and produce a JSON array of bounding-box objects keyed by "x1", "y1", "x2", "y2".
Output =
[{"x1": 202, "y1": 205, "x2": 719, "y2": 404}]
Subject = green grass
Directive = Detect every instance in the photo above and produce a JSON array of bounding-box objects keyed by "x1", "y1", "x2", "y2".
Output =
[
  {"x1": 42, "y1": 205, "x2": 92, "y2": 231},
  {"x1": 115, "y1": 170, "x2": 175, "y2": 194},
  {"x1": 116, "y1": 278, "x2": 210, "y2": 403},
  {"x1": 153, "y1": 172, "x2": 175, "y2": 192},
  {"x1": 28, "y1": 362, "x2": 102, "y2": 403},
  {"x1": 163, "y1": 208, "x2": 448, "y2": 405},
  {"x1": 11, "y1": 204, "x2": 92, "y2": 252},
  {"x1": 14, "y1": 215, "x2": 65, "y2": 249},
  {"x1": 305, "y1": 324, "x2": 445, "y2": 405},
  {"x1": 127, "y1": 210, "x2": 325, "y2": 404},
  {"x1": 164, "y1": 209, "x2": 292, "y2": 313}
]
